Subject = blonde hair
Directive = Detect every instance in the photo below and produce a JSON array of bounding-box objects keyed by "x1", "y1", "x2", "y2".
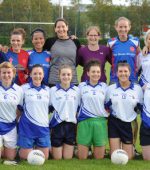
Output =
[
  {"x1": 0, "y1": 62, "x2": 16, "y2": 76},
  {"x1": 86, "y1": 26, "x2": 101, "y2": 36},
  {"x1": 144, "y1": 30, "x2": 150, "y2": 46},
  {"x1": 115, "y1": 17, "x2": 131, "y2": 26}
]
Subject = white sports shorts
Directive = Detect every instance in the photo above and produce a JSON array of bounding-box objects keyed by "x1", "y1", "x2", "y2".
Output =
[{"x1": 0, "y1": 127, "x2": 17, "y2": 149}]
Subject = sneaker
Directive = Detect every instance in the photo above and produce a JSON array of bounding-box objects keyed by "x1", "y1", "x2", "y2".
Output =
[
  {"x1": 133, "y1": 145, "x2": 141, "y2": 156},
  {"x1": 74, "y1": 146, "x2": 78, "y2": 157},
  {"x1": 88, "y1": 147, "x2": 93, "y2": 158},
  {"x1": 134, "y1": 148, "x2": 141, "y2": 156},
  {"x1": 3, "y1": 160, "x2": 18, "y2": 165}
]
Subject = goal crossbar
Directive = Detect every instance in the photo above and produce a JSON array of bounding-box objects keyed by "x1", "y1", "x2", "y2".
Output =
[{"x1": 0, "y1": 21, "x2": 54, "y2": 25}]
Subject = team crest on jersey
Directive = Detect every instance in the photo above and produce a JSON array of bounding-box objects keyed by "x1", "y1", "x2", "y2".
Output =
[
  {"x1": 122, "y1": 93, "x2": 127, "y2": 99},
  {"x1": 36, "y1": 94, "x2": 42, "y2": 99},
  {"x1": 111, "y1": 37, "x2": 116, "y2": 41},
  {"x1": 91, "y1": 90, "x2": 96, "y2": 95},
  {"x1": 4, "y1": 94, "x2": 8, "y2": 99},
  {"x1": 9, "y1": 57, "x2": 13, "y2": 63},
  {"x1": 130, "y1": 46, "x2": 135, "y2": 52},
  {"x1": 46, "y1": 57, "x2": 50, "y2": 62}
]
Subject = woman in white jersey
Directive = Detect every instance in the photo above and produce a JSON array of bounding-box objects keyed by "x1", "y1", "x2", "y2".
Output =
[
  {"x1": 138, "y1": 30, "x2": 150, "y2": 160},
  {"x1": 18, "y1": 64, "x2": 51, "y2": 160},
  {"x1": 105, "y1": 62, "x2": 143, "y2": 159},
  {"x1": 49, "y1": 65, "x2": 80, "y2": 160},
  {"x1": 0, "y1": 62, "x2": 23, "y2": 161},
  {"x1": 138, "y1": 30, "x2": 150, "y2": 89},
  {"x1": 77, "y1": 60, "x2": 108, "y2": 159}
]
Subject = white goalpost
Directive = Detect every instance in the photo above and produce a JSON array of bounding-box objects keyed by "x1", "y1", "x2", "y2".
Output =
[{"x1": 0, "y1": 21, "x2": 54, "y2": 25}]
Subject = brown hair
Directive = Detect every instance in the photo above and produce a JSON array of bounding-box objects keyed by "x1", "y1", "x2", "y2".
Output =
[
  {"x1": 85, "y1": 59, "x2": 101, "y2": 72},
  {"x1": 116, "y1": 62, "x2": 131, "y2": 72},
  {"x1": 10, "y1": 28, "x2": 26, "y2": 40},
  {"x1": 31, "y1": 28, "x2": 46, "y2": 40},
  {"x1": 54, "y1": 18, "x2": 68, "y2": 28}
]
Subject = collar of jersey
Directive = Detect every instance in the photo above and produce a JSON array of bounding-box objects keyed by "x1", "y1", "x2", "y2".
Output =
[
  {"x1": 117, "y1": 35, "x2": 129, "y2": 42},
  {"x1": 86, "y1": 80, "x2": 102, "y2": 88},
  {"x1": 56, "y1": 83, "x2": 74, "y2": 91},
  {"x1": 33, "y1": 49, "x2": 44, "y2": 53},
  {"x1": 0, "y1": 81, "x2": 16, "y2": 91},
  {"x1": 10, "y1": 47, "x2": 23, "y2": 54},
  {"x1": 116, "y1": 81, "x2": 134, "y2": 91},
  {"x1": 29, "y1": 82, "x2": 46, "y2": 91},
  {"x1": 56, "y1": 36, "x2": 70, "y2": 41}
]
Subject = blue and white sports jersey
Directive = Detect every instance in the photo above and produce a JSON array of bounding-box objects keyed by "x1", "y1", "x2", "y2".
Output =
[
  {"x1": 138, "y1": 52, "x2": 150, "y2": 87},
  {"x1": 18, "y1": 82, "x2": 51, "y2": 138},
  {"x1": 28, "y1": 50, "x2": 51, "y2": 85},
  {"x1": 105, "y1": 82, "x2": 143, "y2": 122},
  {"x1": 107, "y1": 36, "x2": 140, "y2": 82},
  {"x1": 77, "y1": 81, "x2": 108, "y2": 122},
  {"x1": 141, "y1": 85, "x2": 150, "y2": 128},
  {"x1": 49, "y1": 84, "x2": 80, "y2": 128},
  {"x1": 0, "y1": 83, "x2": 23, "y2": 135}
]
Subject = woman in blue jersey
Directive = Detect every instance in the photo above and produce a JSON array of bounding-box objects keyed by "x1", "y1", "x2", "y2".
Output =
[
  {"x1": 107, "y1": 17, "x2": 141, "y2": 83},
  {"x1": 0, "y1": 62, "x2": 23, "y2": 161},
  {"x1": 49, "y1": 65, "x2": 80, "y2": 160},
  {"x1": 138, "y1": 30, "x2": 150, "y2": 160},
  {"x1": 28, "y1": 28, "x2": 51, "y2": 85},
  {"x1": 43, "y1": 18, "x2": 81, "y2": 86},
  {"x1": 18, "y1": 64, "x2": 51, "y2": 160},
  {"x1": 77, "y1": 60, "x2": 108, "y2": 159},
  {"x1": 105, "y1": 62, "x2": 143, "y2": 159}
]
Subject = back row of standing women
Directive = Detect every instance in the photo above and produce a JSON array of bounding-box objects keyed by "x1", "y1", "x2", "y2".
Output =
[{"x1": 0, "y1": 16, "x2": 150, "y2": 161}]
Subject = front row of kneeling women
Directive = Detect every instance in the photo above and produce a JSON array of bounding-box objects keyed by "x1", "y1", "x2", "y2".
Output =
[{"x1": 0, "y1": 60, "x2": 148, "y2": 162}]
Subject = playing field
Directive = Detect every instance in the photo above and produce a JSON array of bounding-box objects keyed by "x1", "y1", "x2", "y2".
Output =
[
  {"x1": 0, "y1": 155, "x2": 150, "y2": 170},
  {"x1": 1, "y1": 63, "x2": 150, "y2": 169}
]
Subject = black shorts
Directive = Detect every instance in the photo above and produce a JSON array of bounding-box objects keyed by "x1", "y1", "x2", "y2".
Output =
[
  {"x1": 140, "y1": 122, "x2": 150, "y2": 146},
  {"x1": 108, "y1": 115, "x2": 133, "y2": 144},
  {"x1": 51, "y1": 122, "x2": 76, "y2": 147}
]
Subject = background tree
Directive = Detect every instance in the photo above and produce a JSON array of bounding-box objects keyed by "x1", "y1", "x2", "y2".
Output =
[
  {"x1": 0, "y1": 0, "x2": 53, "y2": 45},
  {"x1": 1, "y1": 0, "x2": 150, "y2": 46}
]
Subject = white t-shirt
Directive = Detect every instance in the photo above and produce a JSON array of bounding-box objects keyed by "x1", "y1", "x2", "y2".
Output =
[
  {"x1": 105, "y1": 82, "x2": 143, "y2": 122},
  {"x1": 78, "y1": 81, "x2": 108, "y2": 122},
  {"x1": 49, "y1": 84, "x2": 80, "y2": 128}
]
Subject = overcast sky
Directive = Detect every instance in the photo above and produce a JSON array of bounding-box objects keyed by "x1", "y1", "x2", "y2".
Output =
[{"x1": 50, "y1": 0, "x2": 130, "y2": 6}]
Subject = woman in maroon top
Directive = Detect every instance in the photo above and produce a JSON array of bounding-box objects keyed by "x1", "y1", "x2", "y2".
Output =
[{"x1": 77, "y1": 26, "x2": 112, "y2": 83}]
